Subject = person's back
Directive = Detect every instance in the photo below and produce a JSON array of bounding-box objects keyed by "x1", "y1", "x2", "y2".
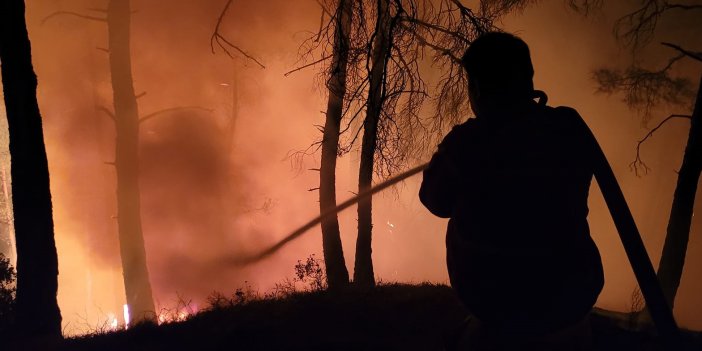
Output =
[{"x1": 419, "y1": 32, "x2": 604, "y2": 344}]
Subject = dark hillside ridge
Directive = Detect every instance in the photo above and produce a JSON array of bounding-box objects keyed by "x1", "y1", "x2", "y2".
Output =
[{"x1": 9, "y1": 284, "x2": 701, "y2": 351}]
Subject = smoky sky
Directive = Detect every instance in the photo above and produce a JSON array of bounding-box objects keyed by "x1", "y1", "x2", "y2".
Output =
[{"x1": 12, "y1": 0, "x2": 702, "y2": 334}]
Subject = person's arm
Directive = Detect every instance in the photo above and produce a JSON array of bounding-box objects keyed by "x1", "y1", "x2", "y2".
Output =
[{"x1": 419, "y1": 128, "x2": 463, "y2": 218}]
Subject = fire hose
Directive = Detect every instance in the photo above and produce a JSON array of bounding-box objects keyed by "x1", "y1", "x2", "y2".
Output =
[{"x1": 231, "y1": 148, "x2": 680, "y2": 347}]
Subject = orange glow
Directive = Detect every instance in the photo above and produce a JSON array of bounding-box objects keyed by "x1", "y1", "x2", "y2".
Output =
[{"x1": 0, "y1": 0, "x2": 696, "y2": 335}]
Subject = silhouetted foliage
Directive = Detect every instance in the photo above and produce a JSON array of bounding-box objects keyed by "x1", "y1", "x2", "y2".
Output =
[
  {"x1": 0, "y1": 253, "x2": 16, "y2": 335},
  {"x1": 593, "y1": 55, "x2": 695, "y2": 123},
  {"x1": 294, "y1": 254, "x2": 327, "y2": 292}
]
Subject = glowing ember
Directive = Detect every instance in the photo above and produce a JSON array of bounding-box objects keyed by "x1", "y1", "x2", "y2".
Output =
[
  {"x1": 157, "y1": 305, "x2": 197, "y2": 325},
  {"x1": 386, "y1": 220, "x2": 395, "y2": 235},
  {"x1": 106, "y1": 313, "x2": 119, "y2": 332}
]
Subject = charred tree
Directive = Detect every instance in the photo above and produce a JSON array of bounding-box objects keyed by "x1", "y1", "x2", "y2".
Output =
[
  {"x1": 0, "y1": 0, "x2": 62, "y2": 338},
  {"x1": 107, "y1": 0, "x2": 156, "y2": 323},
  {"x1": 354, "y1": 0, "x2": 393, "y2": 289},
  {"x1": 656, "y1": 75, "x2": 702, "y2": 307},
  {"x1": 289, "y1": 0, "x2": 492, "y2": 289},
  {"x1": 319, "y1": 0, "x2": 353, "y2": 290}
]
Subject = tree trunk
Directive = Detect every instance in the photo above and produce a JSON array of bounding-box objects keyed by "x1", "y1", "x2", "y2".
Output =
[
  {"x1": 656, "y1": 75, "x2": 702, "y2": 309},
  {"x1": 107, "y1": 0, "x2": 156, "y2": 323},
  {"x1": 0, "y1": 0, "x2": 62, "y2": 338},
  {"x1": 0, "y1": 166, "x2": 15, "y2": 265},
  {"x1": 354, "y1": 0, "x2": 391, "y2": 289},
  {"x1": 319, "y1": 0, "x2": 353, "y2": 290},
  {"x1": 226, "y1": 63, "x2": 239, "y2": 156}
]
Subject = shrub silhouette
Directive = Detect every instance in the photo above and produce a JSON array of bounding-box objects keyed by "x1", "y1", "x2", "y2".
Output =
[{"x1": 0, "y1": 253, "x2": 16, "y2": 336}]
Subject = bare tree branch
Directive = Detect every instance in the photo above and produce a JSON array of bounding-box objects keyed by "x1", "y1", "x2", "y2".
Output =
[
  {"x1": 630, "y1": 113, "x2": 692, "y2": 176},
  {"x1": 284, "y1": 55, "x2": 333, "y2": 77},
  {"x1": 566, "y1": 0, "x2": 604, "y2": 15},
  {"x1": 315, "y1": 5, "x2": 326, "y2": 42},
  {"x1": 661, "y1": 42, "x2": 702, "y2": 63},
  {"x1": 315, "y1": 0, "x2": 334, "y2": 17},
  {"x1": 615, "y1": 0, "x2": 702, "y2": 50},
  {"x1": 665, "y1": 3, "x2": 702, "y2": 11},
  {"x1": 97, "y1": 106, "x2": 115, "y2": 122},
  {"x1": 139, "y1": 106, "x2": 213, "y2": 124},
  {"x1": 210, "y1": 0, "x2": 266, "y2": 69},
  {"x1": 42, "y1": 11, "x2": 106, "y2": 25},
  {"x1": 398, "y1": 22, "x2": 461, "y2": 64},
  {"x1": 594, "y1": 54, "x2": 694, "y2": 122}
]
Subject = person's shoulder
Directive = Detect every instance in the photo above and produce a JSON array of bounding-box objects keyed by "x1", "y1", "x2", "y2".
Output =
[
  {"x1": 451, "y1": 118, "x2": 479, "y2": 132},
  {"x1": 545, "y1": 105, "x2": 580, "y2": 119},
  {"x1": 543, "y1": 105, "x2": 589, "y2": 129},
  {"x1": 440, "y1": 118, "x2": 479, "y2": 148}
]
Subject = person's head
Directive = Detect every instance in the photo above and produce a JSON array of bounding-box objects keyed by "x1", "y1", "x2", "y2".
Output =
[{"x1": 461, "y1": 32, "x2": 535, "y2": 116}]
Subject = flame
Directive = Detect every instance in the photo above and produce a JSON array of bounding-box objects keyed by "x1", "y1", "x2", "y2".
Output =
[
  {"x1": 123, "y1": 304, "x2": 130, "y2": 330},
  {"x1": 156, "y1": 303, "x2": 198, "y2": 325},
  {"x1": 106, "y1": 313, "x2": 119, "y2": 332}
]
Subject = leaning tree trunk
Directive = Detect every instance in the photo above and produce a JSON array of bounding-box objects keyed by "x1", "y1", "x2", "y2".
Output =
[
  {"x1": 107, "y1": 0, "x2": 156, "y2": 323},
  {"x1": 319, "y1": 0, "x2": 353, "y2": 291},
  {"x1": 355, "y1": 0, "x2": 391, "y2": 289},
  {"x1": 0, "y1": 0, "x2": 62, "y2": 338},
  {"x1": 656, "y1": 75, "x2": 702, "y2": 309}
]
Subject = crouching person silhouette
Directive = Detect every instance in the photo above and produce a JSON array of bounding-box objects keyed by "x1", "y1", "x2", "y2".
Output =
[{"x1": 420, "y1": 32, "x2": 605, "y2": 350}]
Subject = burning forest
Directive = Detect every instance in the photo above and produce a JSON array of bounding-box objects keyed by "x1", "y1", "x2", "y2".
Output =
[{"x1": 0, "y1": 0, "x2": 701, "y2": 350}]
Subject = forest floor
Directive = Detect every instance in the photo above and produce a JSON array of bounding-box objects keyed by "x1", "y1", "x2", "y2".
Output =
[{"x1": 8, "y1": 283, "x2": 702, "y2": 351}]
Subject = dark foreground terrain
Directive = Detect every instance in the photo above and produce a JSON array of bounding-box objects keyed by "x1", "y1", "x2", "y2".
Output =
[{"x1": 9, "y1": 284, "x2": 702, "y2": 350}]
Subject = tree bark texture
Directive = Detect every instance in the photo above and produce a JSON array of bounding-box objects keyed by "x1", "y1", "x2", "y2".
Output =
[
  {"x1": 107, "y1": 0, "x2": 156, "y2": 323},
  {"x1": 319, "y1": 0, "x2": 353, "y2": 290},
  {"x1": 656, "y1": 75, "x2": 702, "y2": 309},
  {"x1": 0, "y1": 0, "x2": 62, "y2": 338},
  {"x1": 355, "y1": 0, "x2": 392, "y2": 289}
]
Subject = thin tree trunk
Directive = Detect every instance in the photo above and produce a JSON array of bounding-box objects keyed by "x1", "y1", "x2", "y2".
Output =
[
  {"x1": 226, "y1": 63, "x2": 239, "y2": 156},
  {"x1": 107, "y1": 0, "x2": 156, "y2": 323},
  {"x1": 355, "y1": 0, "x2": 392, "y2": 289},
  {"x1": 319, "y1": 0, "x2": 353, "y2": 290},
  {"x1": 0, "y1": 0, "x2": 62, "y2": 338},
  {"x1": 656, "y1": 75, "x2": 702, "y2": 308}
]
